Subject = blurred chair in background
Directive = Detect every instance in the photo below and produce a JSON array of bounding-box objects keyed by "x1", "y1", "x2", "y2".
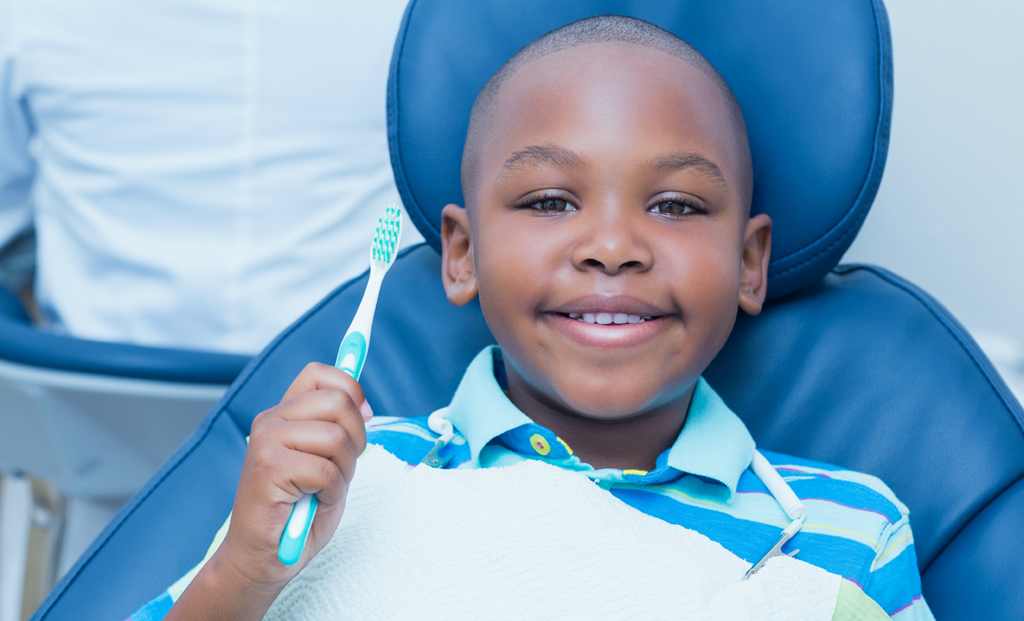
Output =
[{"x1": 0, "y1": 0, "x2": 419, "y2": 616}]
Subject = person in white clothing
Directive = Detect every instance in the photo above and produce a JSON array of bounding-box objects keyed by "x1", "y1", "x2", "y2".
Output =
[{"x1": 0, "y1": 0, "x2": 422, "y2": 355}]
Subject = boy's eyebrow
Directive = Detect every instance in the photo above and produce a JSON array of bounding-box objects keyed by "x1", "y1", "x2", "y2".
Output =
[
  {"x1": 647, "y1": 152, "x2": 728, "y2": 187},
  {"x1": 499, "y1": 147, "x2": 728, "y2": 188},
  {"x1": 500, "y1": 145, "x2": 587, "y2": 175}
]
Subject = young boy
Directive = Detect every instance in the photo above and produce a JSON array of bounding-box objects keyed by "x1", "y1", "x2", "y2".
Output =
[{"x1": 136, "y1": 15, "x2": 931, "y2": 620}]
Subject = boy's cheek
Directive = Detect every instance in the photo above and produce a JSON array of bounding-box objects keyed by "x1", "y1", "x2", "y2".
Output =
[
  {"x1": 675, "y1": 254, "x2": 743, "y2": 344},
  {"x1": 474, "y1": 229, "x2": 556, "y2": 305}
]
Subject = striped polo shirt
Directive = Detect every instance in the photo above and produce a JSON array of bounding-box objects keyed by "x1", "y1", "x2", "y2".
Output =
[{"x1": 129, "y1": 346, "x2": 932, "y2": 620}]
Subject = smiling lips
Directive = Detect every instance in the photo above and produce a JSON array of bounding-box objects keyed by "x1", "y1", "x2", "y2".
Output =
[{"x1": 545, "y1": 294, "x2": 674, "y2": 346}]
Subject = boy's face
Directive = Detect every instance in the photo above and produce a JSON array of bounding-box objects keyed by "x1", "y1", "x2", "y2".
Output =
[{"x1": 442, "y1": 42, "x2": 771, "y2": 423}]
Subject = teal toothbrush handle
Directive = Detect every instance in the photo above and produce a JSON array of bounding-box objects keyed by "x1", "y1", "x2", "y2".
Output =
[
  {"x1": 335, "y1": 331, "x2": 367, "y2": 379},
  {"x1": 278, "y1": 330, "x2": 366, "y2": 565},
  {"x1": 278, "y1": 493, "x2": 318, "y2": 565}
]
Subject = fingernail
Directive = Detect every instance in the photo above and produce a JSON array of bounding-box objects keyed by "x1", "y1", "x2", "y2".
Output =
[{"x1": 360, "y1": 399, "x2": 374, "y2": 421}]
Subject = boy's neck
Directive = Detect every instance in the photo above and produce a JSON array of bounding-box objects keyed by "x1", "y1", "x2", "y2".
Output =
[{"x1": 504, "y1": 371, "x2": 695, "y2": 472}]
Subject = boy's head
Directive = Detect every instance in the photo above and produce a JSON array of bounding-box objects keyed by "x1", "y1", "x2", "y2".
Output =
[{"x1": 440, "y1": 16, "x2": 771, "y2": 431}]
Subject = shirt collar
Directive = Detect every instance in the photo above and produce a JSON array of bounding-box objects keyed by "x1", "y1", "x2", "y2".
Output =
[{"x1": 444, "y1": 346, "x2": 756, "y2": 497}]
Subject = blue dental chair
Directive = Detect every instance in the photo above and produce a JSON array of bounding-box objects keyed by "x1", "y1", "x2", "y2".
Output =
[{"x1": 31, "y1": 0, "x2": 1024, "y2": 619}]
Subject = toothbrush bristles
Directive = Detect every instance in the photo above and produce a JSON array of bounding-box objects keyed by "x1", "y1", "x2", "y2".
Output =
[{"x1": 371, "y1": 204, "x2": 402, "y2": 266}]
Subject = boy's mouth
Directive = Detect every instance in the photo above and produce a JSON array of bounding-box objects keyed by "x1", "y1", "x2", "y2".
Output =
[
  {"x1": 558, "y1": 312, "x2": 657, "y2": 324},
  {"x1": 544, "y1": 295, "x2": 673, "y2": 348},
  {"x1": 545, "y1": 311, "x2": 670, "y2": 348}
]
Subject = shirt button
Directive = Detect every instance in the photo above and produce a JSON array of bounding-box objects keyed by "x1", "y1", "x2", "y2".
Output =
[{"x1": 529, "y1": 433, "x2": 551, "y2": 456}]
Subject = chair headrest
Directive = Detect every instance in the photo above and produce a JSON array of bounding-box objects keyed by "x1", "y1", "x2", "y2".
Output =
[{"x1": 388, "y1": 0, "x2": 892, "y2": 299}]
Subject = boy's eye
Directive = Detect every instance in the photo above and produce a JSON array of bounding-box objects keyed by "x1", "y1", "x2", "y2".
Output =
[
  {"x1": 518, "y1": 195, "x2": 578, "y2": 213},
  {"x1": 649, "y1": 198, "x2": 707, "y2": 217}
]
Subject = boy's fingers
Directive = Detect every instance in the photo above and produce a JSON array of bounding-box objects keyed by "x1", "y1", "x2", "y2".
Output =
[
  {"x1": 249, "y1": 418, "x2": 366, "y2": 490},
  {"x1": 244, "y1": 443, "x2": 350, "y2": 509},
  {"x1": 280, "y1": 363, "x2": 369, "y2": 416},
  {"x1": 258, "y1": 419, "x2": 364, "y2": 482},
  {"x1": 274, "y1": 419, "x2": 360, "y2": 459},
  {"x1": 253, "y1": 390, "x2": 369, "y2": 448},
  {"x1": 272, "y1": 450, "x2": 350, "y2": 510}
]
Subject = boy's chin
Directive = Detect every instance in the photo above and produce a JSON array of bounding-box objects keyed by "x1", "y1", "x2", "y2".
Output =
[
  {"x1": 549, "y1": 368, "x2": 687, "y2": 413},
  {"x1": 557, "y1": 391, "x2": 669, "y2": 422}
]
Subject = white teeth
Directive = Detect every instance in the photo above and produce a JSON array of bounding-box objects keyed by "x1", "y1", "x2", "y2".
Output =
[{"x1": 571, "y1": 312, "x2": 655, "y2": 325}]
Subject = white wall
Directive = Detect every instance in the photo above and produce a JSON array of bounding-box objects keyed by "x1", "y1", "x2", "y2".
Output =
[{"x1": 842, "y1": 0, "x2": 1024, "y2": 355}]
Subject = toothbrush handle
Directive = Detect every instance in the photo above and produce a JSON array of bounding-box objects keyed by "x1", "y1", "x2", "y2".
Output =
[
  {"x1": 278, "y1": 347, "x2": 363, "y2": 566},
  {"x1": 278, "y1": 346, "x2": 365, "y2": 567},
  {"x1": 278, "y1": 492, "x2": 318, "y2": 565},
  {"x1": 335, "y1": 331, "x2": 368, "y2": 380},
  {"x1": 278, "y1": 285, "x2": 377, "y2": 565}
]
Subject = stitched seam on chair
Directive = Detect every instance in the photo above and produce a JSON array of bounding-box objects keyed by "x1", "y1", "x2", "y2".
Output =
[
  {"x1": 769, "y1": 0, "x2": 889, "y2": 268},
  {"x1": 768, "y1": 206, "x2": 870, "y2": 279},
  {"x1": 923, "y1": 471, "x2": 1024, "y2": 578},
  {"x1": 37, "y1": 244, "x2": 426, "y2": 618},
  {"x1": 388, "y1": 0, "x2": 440, "y2": 251},
  {"x1": 840, "y1": 265, "x2": 1024, "y2": 435},
  {"x1": 837, "y1": 265, "x2": 1024, "y2": 574}
]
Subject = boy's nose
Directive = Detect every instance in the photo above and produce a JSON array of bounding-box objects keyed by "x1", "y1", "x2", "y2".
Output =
[{"x1": 571, "y1": 212, "x2": 653, "y2": 275}]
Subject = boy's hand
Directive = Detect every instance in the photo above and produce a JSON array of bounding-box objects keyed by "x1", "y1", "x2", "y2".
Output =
[{"x1": 172, "y1": 362, "x2": 371, "y2": 618}]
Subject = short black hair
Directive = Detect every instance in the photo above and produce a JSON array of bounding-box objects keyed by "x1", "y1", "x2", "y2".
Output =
[{"x1": 461, "y1": 14, "x2": 752, "y2": 209}]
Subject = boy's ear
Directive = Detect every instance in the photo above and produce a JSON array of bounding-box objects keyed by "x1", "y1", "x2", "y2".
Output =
[
  {"x1": 440, "y1": 203, "x2": 479, "y2": 307},
  {"x1": 738, "y1": 214, "x2": 772, "y2": 316}
]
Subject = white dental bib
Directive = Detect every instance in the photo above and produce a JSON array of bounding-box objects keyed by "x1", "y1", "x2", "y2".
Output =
[{"x1": 264, "y1": 446, "x2": 841, "y2": 621}]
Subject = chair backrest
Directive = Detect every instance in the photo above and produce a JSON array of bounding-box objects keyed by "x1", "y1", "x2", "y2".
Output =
[{"x1": 32, "y1": 1, "x2": 1024, "y2": 619}]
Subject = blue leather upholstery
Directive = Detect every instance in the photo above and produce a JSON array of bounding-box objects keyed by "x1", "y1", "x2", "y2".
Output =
[
  {"x1": 31, "y1": 1, "x2": 1024, "y2": 619},
  {"x1": 389, "y1": 0, "x2": 892, "y2": 299}
]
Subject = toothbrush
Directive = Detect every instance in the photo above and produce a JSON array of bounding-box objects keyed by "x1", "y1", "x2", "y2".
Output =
[{"x1": 277, "y1": 204, "x2": 403, "y2": 566}]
